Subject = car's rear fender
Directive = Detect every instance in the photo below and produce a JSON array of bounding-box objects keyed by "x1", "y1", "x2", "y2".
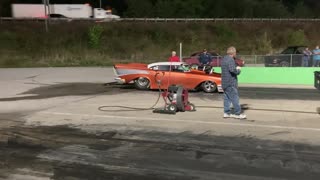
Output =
[{"x1": 117, "y1": 74, "x2": 152, "y2": 84}]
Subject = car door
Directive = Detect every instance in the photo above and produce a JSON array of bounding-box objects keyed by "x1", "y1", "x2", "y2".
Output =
[
  {"x1": 292, "y1": 47, "x2": 304, "y2": 67},
  {"x1": 157, "y1": 65, "x2": 190, "y2": 89},
  {"x1": 150, "y1": 65, "x2": 171, "y2": 89},
  {"x1": 278, "y1": 47, "x2": 295, "y2": 66},
  {"x1": 169, "y1": 65, "x2": 195, "y2": 89}
]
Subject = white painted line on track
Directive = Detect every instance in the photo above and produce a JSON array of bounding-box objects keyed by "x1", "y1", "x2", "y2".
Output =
[{"x1": 39, "y1": 111, "x2": 320, "y2": 132}]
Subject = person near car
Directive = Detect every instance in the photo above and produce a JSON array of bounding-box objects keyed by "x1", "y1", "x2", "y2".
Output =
[
  {"x1": 168, "y1": 51, "x2": 180, "y2": 62},
  {"x1": 221, "y1": 46, "x2": 246, "y2": 119},
  {"x1": 198, "y1": 49, "x2": 213, "y2": 65},
  {"x1": 303, "y1": 47, "x2": 312, "y2": 67},
  {"x1": 312, "y1": 46, "x2": 320, "y2": 67}
]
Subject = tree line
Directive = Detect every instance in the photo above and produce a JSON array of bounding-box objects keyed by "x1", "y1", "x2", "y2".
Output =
[
  {"x1": 124, "y1": 0, "x2": 318, "y2": 18},
  {"x1": 0, "y1": 0, "x2": 320, "y2": 18}
]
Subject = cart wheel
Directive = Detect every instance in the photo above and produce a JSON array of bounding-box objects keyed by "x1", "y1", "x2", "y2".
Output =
[
  {"x1": 188, "y1": 103, "x2": 196, "y2": 111},
  {"x1": 167, "y1": 104, "x2": 177, "y2": 112}
]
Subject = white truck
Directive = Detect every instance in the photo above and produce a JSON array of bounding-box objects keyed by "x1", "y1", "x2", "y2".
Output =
[{"x1": 11, "y1": 4, "x2": 120, "y2": 20}]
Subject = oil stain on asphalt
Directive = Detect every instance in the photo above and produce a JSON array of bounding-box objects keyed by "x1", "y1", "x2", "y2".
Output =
[
  {"x1": 0, "y1": 83, "x2": 132, "y2": 101},
  {"x1": 1, "y1": 125, "x2": 320, "y2": 180}
]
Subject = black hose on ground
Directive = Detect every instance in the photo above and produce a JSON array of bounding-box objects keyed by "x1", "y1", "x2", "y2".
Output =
[{"x1": 98, "y1": 72, "x2": 165, "y2": 112}]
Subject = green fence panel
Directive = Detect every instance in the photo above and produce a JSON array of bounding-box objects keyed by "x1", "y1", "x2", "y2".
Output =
[{"x1": 213, "y1": 67, "x2": 320, "y2": 85}]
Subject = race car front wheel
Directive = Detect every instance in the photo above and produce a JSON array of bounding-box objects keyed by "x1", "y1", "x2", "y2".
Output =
[
  {"x1": 134, "y1": 77, "x2": 150, "y2": 90},
  {"x1": 201, "y1": 81, "x2": 217, "y2": 93}
]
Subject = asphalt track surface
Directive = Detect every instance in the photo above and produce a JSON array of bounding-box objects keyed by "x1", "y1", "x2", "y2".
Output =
[{"x1": 0, "y1": 68, "x2": 320, "y2": 180}]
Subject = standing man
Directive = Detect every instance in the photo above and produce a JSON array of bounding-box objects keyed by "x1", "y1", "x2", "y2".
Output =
[
  {"x1": 303, "y1": 47, "x2": 312, "y2": 67},
  {"x1": 198, "y1": 49, "x2": 213, "y2": 65},
  {"x1": 313, "y1": 45, "x2": 320, "y2": 67},
  {"x1": 221, "y1": 46, "x2": 246, "y2": 119},
  {"x1": 168, "y1": 51, "x2": 180, "y2": 62}
]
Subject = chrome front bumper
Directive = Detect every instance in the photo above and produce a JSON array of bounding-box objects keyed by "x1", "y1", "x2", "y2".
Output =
[
  {"x1": 113, "y1": 67, "x2": 125, "y2": 84},
  {"x1": 114, "y1": 77, "x2": 126, "y2": 84}
]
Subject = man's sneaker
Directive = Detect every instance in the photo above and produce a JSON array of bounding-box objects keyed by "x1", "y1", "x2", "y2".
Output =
[
  {"x1": 232, "y1": 114, "x2": 247, "y2": 119},
  {"x1": 223, "y1": 113, "x2": 232, "y2": 118}
]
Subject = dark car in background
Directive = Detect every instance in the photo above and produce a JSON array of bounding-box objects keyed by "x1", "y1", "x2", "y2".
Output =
[
  {"x1": 264, "y1": 46, "x2": 309, "y2": 67},
  {"x1": 183, "y1": 51, "x2": 245, "y2": 68},
  {"x1": 49, "y1": 14, "x2": 68, "y2": 18},
  {"x1": 48, "y1": 14, "x2": 72, "y2": 22}
]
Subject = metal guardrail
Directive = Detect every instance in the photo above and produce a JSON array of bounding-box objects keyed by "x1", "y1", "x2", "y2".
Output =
[
  {"x1": 2, "y1": 17, "x2": 320, "y2": 22},
  {"x1": 0, "y1": 17, "x2": 99, "y2": 22},
  {"x1": 120, "y1": 18, "x2": 320, "y2": 22}
]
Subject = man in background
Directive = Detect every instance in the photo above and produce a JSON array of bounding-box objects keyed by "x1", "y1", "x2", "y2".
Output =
[
  {"x1": 198, "y1": 49, "x2": 213, "y2": 65},
  {"x1": 168, "y1": 51, "x2": 180, "y2": 62},
  {"x1": 313, "y1": 45, "x2": 320, "y2": 67},
  {"x1": 303, "y1": 47, "x2": 312, "y2": 67}
]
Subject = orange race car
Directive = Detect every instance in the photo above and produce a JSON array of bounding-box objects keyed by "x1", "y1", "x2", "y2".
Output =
[{"x1": 113, "y1": 62, "x2": 222, "y2": 93}]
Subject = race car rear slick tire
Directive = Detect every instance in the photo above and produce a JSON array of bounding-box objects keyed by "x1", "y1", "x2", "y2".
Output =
[
  {"x1": 201, "y1": 81, "x2": 217, "y2": 93},
  {"x1": 134, "y1": 77, "x2": 150, "y2": 90}
]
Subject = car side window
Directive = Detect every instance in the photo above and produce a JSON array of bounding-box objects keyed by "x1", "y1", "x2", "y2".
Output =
[
  {"x1": 150, "y1": 65, "x2": 178, "y2": 71},
  {"x1": 158, "y1": 65, "x2": 171, "y2": 71},
  {"x1": 281, "y1": 48, "x2": 295, "y2": 54},
  {"x1": 191, "y1": 52, "x2": 199, "y2": 56},
  {"x1": 210, "y1": 52, "x2": 219, "y2": 56}
]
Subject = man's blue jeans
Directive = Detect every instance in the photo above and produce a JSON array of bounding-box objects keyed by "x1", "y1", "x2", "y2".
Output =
[
  {"x1": 303, "y1": 57, "x2": 309, "y2": 67},
  {"x1": 223, "y1": 86, "x2": 241, "y2": 115},
  {"x1": 313, "y1": 59, "x2": 320, "y2": 67}
]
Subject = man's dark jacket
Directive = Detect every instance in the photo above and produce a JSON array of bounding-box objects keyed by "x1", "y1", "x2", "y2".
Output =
[{"x1": 198, "y1": 52, "x2": 212, "y2": 64}]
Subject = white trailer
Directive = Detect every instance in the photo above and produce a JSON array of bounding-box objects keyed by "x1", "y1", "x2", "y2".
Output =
[
  {"x1": 49, "y1": 4, "x2": 92, "y2": 18},
  {"x1": 11, "y1": 4, "x2": 120, "y2": 20},
  {"x1": 11, "y1": 4, "x2": 47, "y2": 18}
]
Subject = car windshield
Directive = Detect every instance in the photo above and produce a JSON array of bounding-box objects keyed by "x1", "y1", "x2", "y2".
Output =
[
  {"x1": 150, "y1": 65, "x2": 172, "y2": 71},
  {"x1": 176, "y1": 64, "x2": 190, "y2": 72},
  {"x1": 296, "y1": 47, "x2": 306, "y2": 54}
]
